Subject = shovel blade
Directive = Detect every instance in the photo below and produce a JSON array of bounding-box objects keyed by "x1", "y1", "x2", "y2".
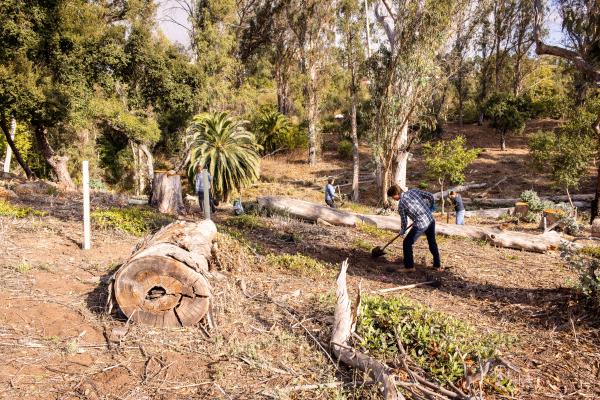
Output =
[{"x1": 371, "y1": 246, "x2": 385, "y2": 258}]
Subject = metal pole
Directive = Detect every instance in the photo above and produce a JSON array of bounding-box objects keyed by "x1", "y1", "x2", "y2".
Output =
[
  {"x1": 3, "y1": 117, "x2": 16, "y2": 173},
  {"x1": 82, "y1": 160, "x2": 91, "y2": 250},
  {"x1": 202, "y1": 169, "x2": 211, "y2": 220}
]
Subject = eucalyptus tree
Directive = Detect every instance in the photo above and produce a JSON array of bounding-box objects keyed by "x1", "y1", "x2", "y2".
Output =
[{"x1": 369, "y1": 0, "x2": 465, "y2": 203}]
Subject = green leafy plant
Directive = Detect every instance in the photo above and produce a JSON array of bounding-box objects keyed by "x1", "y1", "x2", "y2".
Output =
[
  {"x1": 266, "y1": 253, "x2": 333, "y2": 276},
  {"x1": 338, "y1": 138, "x2": 353, "y2": 159},
  {"x1": 186, "y1": 112, "x2": 261, "y2": 202},
  {"x1": 91, "y1": 207, "x2": 173, "y2": 236},
  {"x1": 0, "y1": 199, "x2": 46, "y2": 218},
  {"x1": 485, "y1": 93, "x2": 526, "y2": 150},
  {"x1": 562, "y1": 245, "x2": 600, "y2": 308},
  {"x1": 251, "y1": 107, "x2": 304, "y2": 155},
  {"x1": 223, "y1": 214, "x2": 265, "y2": 230},
  {"x1": 423, "y1": 135, "x2": 479, "y2": 213},
  {"x1": 357, "y1": 295, "x2": 509, "y2": 385}
]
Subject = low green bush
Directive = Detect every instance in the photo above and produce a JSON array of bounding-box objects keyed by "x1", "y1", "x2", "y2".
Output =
[
  {"x1": 223, "y1": 214, "x2": 265, "y2": 230},
  {"x1": 91, "y1": 207, "x2": 173, "y2": 236},
  {"x1": 0, "y1": 199, "x2": 46, "y2": 218},
  {"x1": 357, "y1": 295, "x2": 509, "y2": 385},
  {"x1": 266, "y1": 253, "x2": 333, "y2": 276},
  {"x1": 563, "y1": 245, "x2": 600, "y2": 308},
  {"x1": 338, "y1": 139, "x2": 353, "y2": 160}
]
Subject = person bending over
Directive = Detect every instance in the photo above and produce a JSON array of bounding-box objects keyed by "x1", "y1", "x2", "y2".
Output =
[{"x1": 387, "y1": 184, "x2": 442, "y2": 271}]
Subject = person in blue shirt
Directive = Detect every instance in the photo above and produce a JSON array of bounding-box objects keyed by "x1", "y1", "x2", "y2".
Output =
[
  {"x1": 195, "y1": 168, "x2": 216, "y2": 213},
  {"x1": 449, "y1": 191, "x2": 465, "y2": 225},
  {"x1": 324, "y1": 177, "x2": 337, "y2": 208},
  {"x1": 387, "y1": 184, "x2": 442, "y2": 271}
]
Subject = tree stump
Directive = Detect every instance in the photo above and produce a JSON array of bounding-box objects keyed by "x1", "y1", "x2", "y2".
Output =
[
  {"x1": 109, "y1": 220, "x2": 216, "y2": 328},
  {"x1": 149, "y1": 170, "x2": 185, "y2": 215},
  {"x1": 540, "y1": 208, "x2": 563, "y2": 230},
  {"x1": 513, "y1": 202, "x2": 529, "y2": 218}
]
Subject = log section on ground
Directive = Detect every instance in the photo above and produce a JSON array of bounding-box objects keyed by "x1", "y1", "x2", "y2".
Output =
[
  {"x1": 109, "y1": 220, "x2": 216, "y2": 327},
  {"x1": 432, "y1": 181, "x2": 487, "y2": 200},
  {"x1": 258, "y1": 196, "x2": 575, "y2": 253},
  {"x1": 463, "y1": 197, "x2": 590, "y2": 208},
  {"x1": 463, "y1": 207, "x2": 514, "y2": 219},
  {"x1": 149, "y1": 170, "x2": 185, "y2": 215}
]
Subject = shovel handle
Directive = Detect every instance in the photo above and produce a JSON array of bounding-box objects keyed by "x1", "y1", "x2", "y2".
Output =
[{"x1": 381, "y1": 223, "x2": 413, "y2": 251}]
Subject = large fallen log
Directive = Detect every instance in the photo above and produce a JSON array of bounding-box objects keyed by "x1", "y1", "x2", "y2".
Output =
[
  {"x1": 462, "y1": 197, "x2": 589, "y2": 209},
  {"x1": 258, "y1": 196, "x2": 357, "y2": 226},
  {"x1": 108, "y1": 220, "x2": 216, "y2": 327},
  {"x1": 258, "y1": 196, "x2": 575, "y2": 253},
  {"x1": 463, "y1": 207, "x2": 514, "y2": 219},
  {"x1": 433, "y1": 181, "x2": 487, "y2": 200}
]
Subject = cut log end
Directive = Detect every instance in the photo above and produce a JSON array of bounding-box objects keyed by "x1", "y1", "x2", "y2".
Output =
[{"x1": 110, "y1": 220, "x2": 216, "y2": 328}]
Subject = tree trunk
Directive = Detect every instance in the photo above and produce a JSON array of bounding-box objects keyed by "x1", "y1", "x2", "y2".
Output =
[
  {"x1": 592, "y1": 114, "x2": 600, "y2": 225},
  {"x1": 149, "y1": 171, "x2": 185, "y2": 215},
  {"x1": 257, "y1": 196, "x2": 576, "y2": 253},
  {"x1": 350, "y1": 95, "x2": 360, "y2": 202},
  {"x1": 380, "y1": 164, "x2": 390, "y2": 205},
  {"x1": 393, "y1": 122, "x2": 409, "y2": 190},
  {"x1": 1, "y1": 117, "x2": 34, "y2": 179},
  {"x1": 432, "y1": 181, "x2": 487, "y2": 200},
  {"x1": 500, "y1": 131, "x2": 507, "y2": 151},
  {"x1": 306, "y1": 62, "x2": 319, "y2": 165},
  {"x1": 35, "y1": 127, "x2": 75, "y2": 190},
  {"x1": 3, "y1": 116, "x2": 16, "y2": 173},
  {"x1": 109, "y1": 220, "x2": 216, "y2": 328},
  {"x1": 276, "y1": 63, "x2": 293, "y2": 115}
]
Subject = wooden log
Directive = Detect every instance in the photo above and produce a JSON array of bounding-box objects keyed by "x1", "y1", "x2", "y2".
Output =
[
  {"x1": 464, "y1": 197, "x2": 590, "y2": 209},
  {"x1": 111, "y1": 220, "x2": 216, "y2": 328},
  {"x1": 258, "y1": 196, "x2": 577, "y2": 253},
  {"x1": 433, "y1": 181, "x2": 487, "y2": 200},
  {"x1": 332, "y1": 260, "x2": 401, "y2": 400},
  {"x1": 149, "y1": 170, "x2": 185, "y2": 215},
  {"x1": 257, "y1": 196, "x2": 357, "y2": 226},
  {"x1": 463, "y1": 207, "x2": 514, "y2": 219}
]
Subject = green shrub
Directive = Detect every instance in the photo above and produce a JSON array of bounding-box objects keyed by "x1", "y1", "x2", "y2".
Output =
[
  {"x1": 338, "y1": 139, "x2": 353, "y2": 159},
  {"x1": 223, "y1": 214, "x2": 265, "y2": 230},
  {"x1": 357, "y1": 295, "x2": 508, "y2": 385},
  {"x1": 266, "y1": 253, "x2": 333, "y2": 276},
  {"x1": 91, "y1": 207, "x2": 173, "y2": 236},
  {"x1": 0, "y1": 199, "x2": 46, "y2": 218},
  {"x1": 352, "y1": 238, "x2": 373, "y2": 251},
  {"x1": 562, "y1": 245, "x2": 600, "y2": 308},
  {"x1": 418, "y1": 181, "x2": 429, "y2": 190},
  {"x1": 356, "y1": 222, "x2": 394, "y2": 240}
]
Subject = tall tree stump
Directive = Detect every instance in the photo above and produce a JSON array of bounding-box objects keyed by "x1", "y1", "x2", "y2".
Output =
[
  {"x1": 513, "y1": 202, "x2": 529, "y2": 218},
  {"x1": 109, "y1": 220, "x2": 216, "y2": 327},
  {"x1": 149, "y1": 170, "x2": 185, "y2": 215}
]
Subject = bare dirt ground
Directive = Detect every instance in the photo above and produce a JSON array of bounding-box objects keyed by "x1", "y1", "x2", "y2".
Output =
[{"x1": 0, "y1": 121, "x2": 599, "y2": 399}]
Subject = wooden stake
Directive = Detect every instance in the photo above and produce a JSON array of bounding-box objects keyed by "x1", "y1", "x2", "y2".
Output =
[
  {"x1": 202, "y1": 169, "x2": 211, "y2": 220},
  {"x1": 82, "y1": 160, "x2": 91, "y2": 250}
]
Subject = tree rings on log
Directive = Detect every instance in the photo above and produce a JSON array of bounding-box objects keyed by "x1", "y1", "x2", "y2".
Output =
[{"x1": 111, "y1": 220, "x2": 216, "y2": 328}]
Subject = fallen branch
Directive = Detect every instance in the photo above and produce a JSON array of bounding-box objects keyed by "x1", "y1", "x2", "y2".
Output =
[
  {"x1": 332, "y1": 260, "x2": 402, "y2": 400},
  {"x1": 433, "y1": 182, "x2": 487, "y2": 201}
]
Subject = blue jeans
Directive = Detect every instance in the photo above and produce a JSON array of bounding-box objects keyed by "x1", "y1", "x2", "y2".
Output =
[
  {"x1": 402, "y1": 220, "x2": 441, "y2": 269},
  {"x1": 456, "y1": 210, "x2": 465, "y2": 225}
]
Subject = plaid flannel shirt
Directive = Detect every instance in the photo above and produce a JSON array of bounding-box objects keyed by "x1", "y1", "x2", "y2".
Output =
[{"x1": 398, "y1": 189, "x2": 435, "y2": 234}]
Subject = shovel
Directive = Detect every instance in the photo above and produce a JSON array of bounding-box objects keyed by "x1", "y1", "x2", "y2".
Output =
[{"x1": 371, "y1": 223, "x2": 413, "y2": 258}]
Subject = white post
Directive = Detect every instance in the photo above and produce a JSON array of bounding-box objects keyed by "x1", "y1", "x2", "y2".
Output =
[
  {"x1": 82, "y1": 160, "x2": 91, "y2": 250},
  {"x1": 202, "y1": 169, "x2": 211, "y2": 220},
  {"x1": 3, "y1": 117, "x2": 16, "y2": 173}
]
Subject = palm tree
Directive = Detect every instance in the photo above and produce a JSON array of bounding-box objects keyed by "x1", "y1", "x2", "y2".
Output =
[
  {"x1": 186, "y1": 112, "x2": 260, "y2": 202},
  {"x1": 252, "y1": 108, "x2": 294, "y2": 155}
]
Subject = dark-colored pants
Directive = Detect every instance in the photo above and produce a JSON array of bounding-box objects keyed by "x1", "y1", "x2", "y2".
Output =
[
  {"x1": 325, "y1": 199, "x2": 336, "y2": 208},
  {"x1": 198, "y1": 191, "x2": 216, "y2": 213},
  {"x1": 402, "y1": 220, "x2": 441, "y2": 269}
]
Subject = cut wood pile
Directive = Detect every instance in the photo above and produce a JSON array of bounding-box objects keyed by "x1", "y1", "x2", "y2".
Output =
[
  {"x1": 258, "y1": 196, "x2": 577, "y2": 253},
  {"x1": 108, "y1": 219, "x2": 216, "y2": 328}
]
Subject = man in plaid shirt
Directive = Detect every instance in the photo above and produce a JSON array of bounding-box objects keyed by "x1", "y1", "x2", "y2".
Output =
[{"x1": 387, "y1": 184, "x2": 442, "y2": 271}]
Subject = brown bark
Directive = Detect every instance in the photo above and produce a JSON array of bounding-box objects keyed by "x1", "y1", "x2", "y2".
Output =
[
  {"x1": 110, "y1": 220, "x2": 216, "y2": 328},
  {"x1": 149, "y1": 171, "x2": 186, "y2": 215},
  {"x1": 34, "y1": 127, "x2": 75, "y2": 190},
  {"x1": 350, "y1": 93, "x2": 360, "y2": 202}
]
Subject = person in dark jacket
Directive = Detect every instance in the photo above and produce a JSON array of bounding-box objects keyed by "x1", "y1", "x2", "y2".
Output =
[
  {"x1": 387, "y1": 184, "x2": 442, "y2": 271},
  {"x1": 324, "y1": 177, "x2": 337, "y2": 208},
  {"x1": 448, "y1": 191, "x2": 465, "y2": 225}
]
